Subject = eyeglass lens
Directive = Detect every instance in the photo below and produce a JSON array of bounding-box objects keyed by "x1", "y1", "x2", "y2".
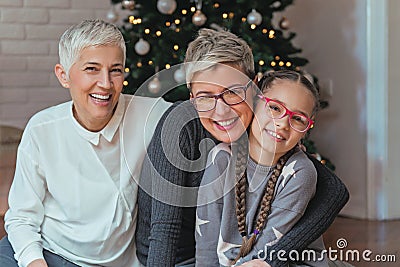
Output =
[
  {"x1": 265, "y1": 101, "x2": 310, "y2": 132},
  {"x1": 193, "y1": 86, "x2": 247, "y2": 111}
]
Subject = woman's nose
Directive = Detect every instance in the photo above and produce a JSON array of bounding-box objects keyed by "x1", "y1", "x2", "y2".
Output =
[
  {"x1": 98, "y1": 71, "x2": 112, "y2": 89},
  {"x1": 214, "y1": 98, "x2": 231, "y2": 115}
]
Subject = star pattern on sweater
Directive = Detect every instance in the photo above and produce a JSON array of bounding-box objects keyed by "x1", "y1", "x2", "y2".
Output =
[
  {"x1": 264, "y1": 227, "x2": 284, "y2": 246},
  {"x1": 281, "y1": 160, "x2": 297, "y2": 188},
  {"x1": 217, "y1": 232, "x2": 241, "y2": 266},
  {"x1": 195, "y1": 212, "x2": 210, "y2": 237}
]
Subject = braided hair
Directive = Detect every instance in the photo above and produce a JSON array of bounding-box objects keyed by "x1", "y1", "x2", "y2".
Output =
[
  {"x1": 232, "y1": 70, "x2": 319, "y2": 264},
  {"x1": 232, "y1": 142, "x2": 295, "y2": 264}
]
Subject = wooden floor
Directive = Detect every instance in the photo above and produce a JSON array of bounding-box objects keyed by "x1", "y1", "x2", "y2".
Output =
[{"x1": 323, "y1": 216, "x2": 399, "y2": 266}]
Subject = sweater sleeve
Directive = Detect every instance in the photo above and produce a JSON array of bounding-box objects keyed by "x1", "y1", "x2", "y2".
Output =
[
  {"x1": 137, "y1": 101, "x2": 215, "y2": 267},
  {"x1": 261, "y1": 154, "x2": 349, "y2": 267},
  {"x1": 196, "y1": 147, "x2": 231, "y2": 267},
  {"x1": 5, "y1": 128, "x2": 46, "y2": 267}
]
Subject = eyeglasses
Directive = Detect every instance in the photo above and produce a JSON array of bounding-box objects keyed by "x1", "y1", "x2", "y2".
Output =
[
  {"x1": 258, "y1": 95, "x2": 314, "y2": 132},
  {"x1": 191, "y1": 80, "x2": 252, "y2": 112}
]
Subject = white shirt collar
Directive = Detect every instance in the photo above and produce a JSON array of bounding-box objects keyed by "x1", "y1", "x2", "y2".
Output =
[{"x1": 69, "y1": 94, "x2": 125, "y2": 145}]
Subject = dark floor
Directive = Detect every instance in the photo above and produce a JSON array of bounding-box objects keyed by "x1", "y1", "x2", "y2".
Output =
[{"x1": 323, "y1": 216, "x2": 399, "y2": 266}]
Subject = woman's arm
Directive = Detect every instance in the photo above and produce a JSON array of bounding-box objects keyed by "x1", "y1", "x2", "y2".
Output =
[
  {"x1": 196, "y1": 148, "x2": 231, "y2": 267},
  {"x1": 261, "y1": 154, "x2": 349, "y2": 267},
  {"x1": 136, "y1": 102, "x2": 215, "y2": 266},
  {"x1": 5, "y1": 131, "x2": 47, "y2": 267}
]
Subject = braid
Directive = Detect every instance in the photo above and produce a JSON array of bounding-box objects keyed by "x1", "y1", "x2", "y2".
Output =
[
  {"x1": 255, "y1": 150, "x2": 295, "y2": 233},
  {"x1": 232, "y1": 148, "x2": 296, "y2": 265},
  {"x1": 232, "y1": 135, "x2": 249, "y2": 237},
  {"x1": 235, "y1": 170, "x2": 247, "y2": 236}
]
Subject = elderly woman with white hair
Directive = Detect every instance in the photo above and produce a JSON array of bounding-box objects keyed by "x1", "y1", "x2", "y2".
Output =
[{"x1": 0, "y1": 19, "x2": 170, "y2": 267}]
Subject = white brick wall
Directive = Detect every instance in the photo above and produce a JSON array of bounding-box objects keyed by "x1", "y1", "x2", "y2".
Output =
[{"x1": 0, "y1": 0, "x2": 112, "y2": 129}]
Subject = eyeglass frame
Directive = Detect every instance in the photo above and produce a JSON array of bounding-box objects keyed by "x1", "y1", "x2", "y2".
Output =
[
  {"x1": 190, "y1": 80, "x2": 253, "y2": 112},
  {"x1": 257, "y1": 95, "x2": 314, "y2": 133}
]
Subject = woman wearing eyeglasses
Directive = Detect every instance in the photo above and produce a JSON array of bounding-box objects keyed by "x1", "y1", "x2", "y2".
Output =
[
  {"x1": 195, "y1": 70, "x2": 329, "y2": 266},
  {"x1": 136, "y1": 28, "x2": 348, "y2": 267}
]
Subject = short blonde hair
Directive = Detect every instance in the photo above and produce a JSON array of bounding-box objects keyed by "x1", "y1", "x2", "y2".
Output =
[
  {"x1": 184, "y1": 28, "x2": 254, "y2": 87},
  {"x1": 58, "y1": 19, "x2": 126, "y2": 77}
]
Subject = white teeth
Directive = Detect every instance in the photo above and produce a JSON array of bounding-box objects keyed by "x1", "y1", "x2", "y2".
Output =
[
  {"x1": 216, "y1": 118, "x2": 236, "y2": 127},
  {"x1": 267, "y1": 130, "x2": 283, "y2": 140},
  {"x1": 90, "y1": 93, "x2": 111, "y2": 100}
]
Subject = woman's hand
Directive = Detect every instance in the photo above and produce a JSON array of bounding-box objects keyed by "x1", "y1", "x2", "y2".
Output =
[
  {"x1": 27, "y1": 259, "x2": 48, "y2": 267},
  {"x1": 237, "y1": 259, "x2": 271, "y2": 267}
]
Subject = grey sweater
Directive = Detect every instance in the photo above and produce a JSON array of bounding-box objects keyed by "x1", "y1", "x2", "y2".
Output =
[
  {"x1": 135, "y1": 101, "x2": 349, "y2": 267},
  {"x1": 196, "y1": 144, "x2": 328, "y2": 266}
]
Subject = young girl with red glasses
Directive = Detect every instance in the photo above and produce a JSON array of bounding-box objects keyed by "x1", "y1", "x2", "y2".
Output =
[{"x1": 195, "y1": 70, "x2": 331, "y2": 266}]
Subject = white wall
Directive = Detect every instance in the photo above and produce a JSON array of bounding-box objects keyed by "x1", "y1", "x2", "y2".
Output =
[
  {"x1": 0, "y1": 0, "x2": 112, "y2": 129},
  {"x1": 282, "y1": 0, "x2": 369, "y2": 218},
  {"x1": 285, "y1": 0, "x2": 400, "y2": 220},
  {"x1": 387, "y1": 0, "x2": 400, "y2": 218}
]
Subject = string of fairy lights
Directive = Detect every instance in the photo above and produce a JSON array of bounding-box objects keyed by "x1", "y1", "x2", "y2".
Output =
[{"x1": 108, "y1": 0, "x2": 297, "y2": 91}]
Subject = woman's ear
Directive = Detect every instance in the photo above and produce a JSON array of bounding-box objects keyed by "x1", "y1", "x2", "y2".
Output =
[
  {"x1": 252, "y1": 75, "x2": 258, "y2": 84},
  {"x1": 54, "y1": 64, "x2": 69, "y2": 88}
]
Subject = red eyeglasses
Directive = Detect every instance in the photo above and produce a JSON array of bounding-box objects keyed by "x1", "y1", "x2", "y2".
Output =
[{"x1": 258, "y1": 95, "x2": 314, "y2": 132}]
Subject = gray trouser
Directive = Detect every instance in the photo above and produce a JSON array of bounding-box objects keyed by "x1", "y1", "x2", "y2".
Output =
[{"x1": 0, "y1": 236, "x2": 80, "y2": 267}]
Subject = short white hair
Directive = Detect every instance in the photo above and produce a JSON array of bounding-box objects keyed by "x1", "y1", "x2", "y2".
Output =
[
  {"x1": 58, "y1": 19, "x2": 126, "y2": 77},
  {"x1": 184, "y1": 28, "x2": 254, "y2": 88}
]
